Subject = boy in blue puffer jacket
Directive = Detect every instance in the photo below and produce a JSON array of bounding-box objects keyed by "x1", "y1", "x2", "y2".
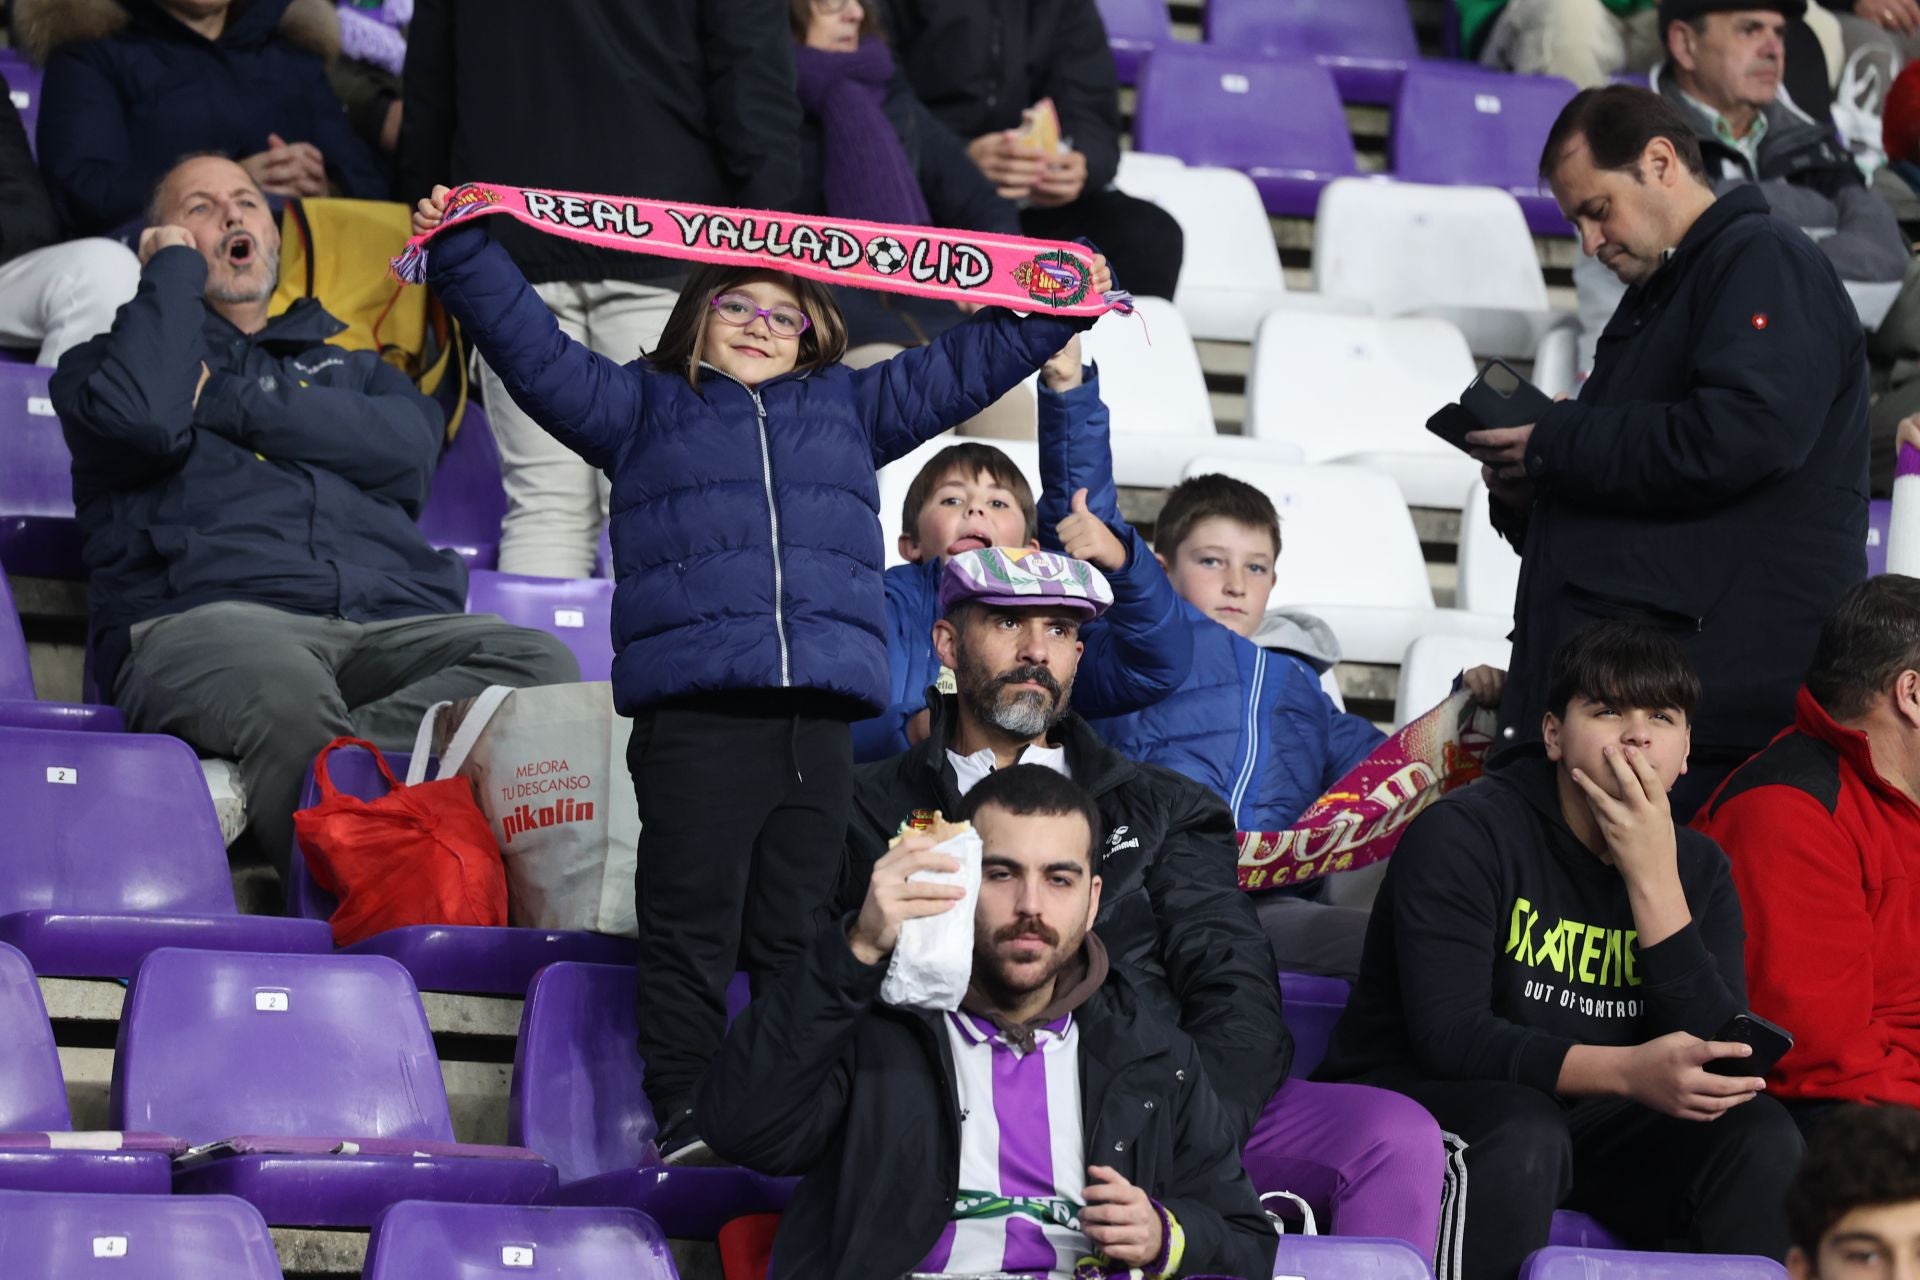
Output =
[
  {"x1": 413, "y1": 187, "x2": 1109, "y2": 1162},
  {"x1": 852, "y1": 336, "x2": 1193, "y2": 761},
  {"x1": 1086, "y1": 467, "x2": 1388, "y2": 979}
]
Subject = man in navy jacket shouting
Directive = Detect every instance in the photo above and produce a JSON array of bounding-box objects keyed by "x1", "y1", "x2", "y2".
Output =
[{"x1": 51, "y1": 153, "x2": 577, "y2": 884}]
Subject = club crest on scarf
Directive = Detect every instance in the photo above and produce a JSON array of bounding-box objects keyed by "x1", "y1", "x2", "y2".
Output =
[{"x1": 1012, "y1": 250, "x2": 1092, "y2": 309}]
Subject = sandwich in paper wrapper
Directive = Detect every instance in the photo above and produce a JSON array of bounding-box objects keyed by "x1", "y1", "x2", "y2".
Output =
[{"x1": 880, "y1": 814, "x2": 982, "y2": 1011}]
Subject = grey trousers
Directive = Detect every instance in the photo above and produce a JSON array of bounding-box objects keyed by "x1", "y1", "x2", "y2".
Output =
[{"x1": 115, "y1": 601, "x2": 581, "y2": 883}]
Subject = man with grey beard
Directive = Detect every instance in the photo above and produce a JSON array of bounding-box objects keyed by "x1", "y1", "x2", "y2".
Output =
[
  {"x1": 841, "y1": 546, "x2": 1291, "y2": 1148},
  {"x1": 50, "y1": 152, "x2": 578, "y2": 890}
]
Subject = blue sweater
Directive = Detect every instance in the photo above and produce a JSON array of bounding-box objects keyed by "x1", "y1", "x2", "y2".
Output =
[
  {"x1": 851, "y1": 370, "x2": 1193, "y2": 761},
  {"x1": 427, "y1": 224, "x2": 1084, "y2": 716}
]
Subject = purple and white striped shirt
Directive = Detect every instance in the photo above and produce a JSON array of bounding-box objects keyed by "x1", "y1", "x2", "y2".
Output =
[{"x1": 914, "y1": 1011, "x2": 1091, "y2": 1278}]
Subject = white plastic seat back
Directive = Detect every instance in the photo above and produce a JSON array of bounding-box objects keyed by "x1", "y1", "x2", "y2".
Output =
[
  {"x1": 1394, "y1": 632, "x2": 1513, "y2": 728},
  {"x1": 1181, "y1": 457, "x2": 1433, "y2": 662},
  {"x1": 1246, "y1": 312, "x2": 1481, "y2": 508},
  {"x1": 1112, "y1": 155, "x2": 1289, "y2": 341},
  {"x1": 1457, "y1": 480, "x2": 1524, "y2": 621},
  {"x1": 876, "y1": 434, "x2": 1042, "y2": 568},
  {"x1": 1313, "y1": 178, "x2": 1551, "y2": 315}
]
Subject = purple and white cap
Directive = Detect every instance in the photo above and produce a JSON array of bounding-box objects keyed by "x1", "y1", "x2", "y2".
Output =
[{"x1": 938, "y1": 547, "x2": 1113, "y2": 619}]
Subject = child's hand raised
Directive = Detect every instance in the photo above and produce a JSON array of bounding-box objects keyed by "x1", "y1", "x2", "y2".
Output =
[
  {"x1": 412, "y1": 184, "x2": 452, "y2": 237},
  {"x1": 1056, "y1": 488, "x2": 1127, "y2": 573},
  {"x1": 1041, "y1": 336, "x2": 1084, "y2": 392},
  {"x1": 1087, "y1": 253, "x2": 1113, "y2": 297}
]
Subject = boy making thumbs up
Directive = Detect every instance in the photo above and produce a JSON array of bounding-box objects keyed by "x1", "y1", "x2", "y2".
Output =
[{"x1": 852, "y1": 335, "x2": 1194, "y2": 761}]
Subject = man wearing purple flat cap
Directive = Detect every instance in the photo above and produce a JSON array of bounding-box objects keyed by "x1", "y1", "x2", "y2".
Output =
[{"x1": 839, "y1": 546, "x2": 1454, "y2": 1263}]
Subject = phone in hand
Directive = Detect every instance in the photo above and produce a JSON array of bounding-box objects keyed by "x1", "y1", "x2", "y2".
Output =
[
  {"x1": 1462, "y1": 359, "x2": 1555, "y2": 430},
  {"x1": 1426, "y1": 360, "x2": 1555, "y2": 454},
  {"x1": 1703, "y1": 1011, "x2": 1794, "y2": 1078}
]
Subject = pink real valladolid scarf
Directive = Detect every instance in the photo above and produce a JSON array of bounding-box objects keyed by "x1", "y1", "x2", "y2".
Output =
[{"x1": 392, "y1": 181, "x2": 1134, "y2": 319}]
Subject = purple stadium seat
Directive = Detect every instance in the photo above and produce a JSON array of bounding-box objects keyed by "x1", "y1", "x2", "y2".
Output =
[
  {"x1": 1522, "y1": 1247, "x2": 1786, "y2": 1280},
  {"x1": 1548, "y1": 1213, "x2": 1631, "y2": 1250},
  {"x1": 1133, "y1": 46, "x2": 1358, "y2": 217},
  {"x1": 0, "y1": 568, "x2": 123, "y2": 732},
  {"x1": 1389, "y1": 63, "x2": 1580, "y2": 237},
  {"x1": 1869, "y1": 498, "x2": 1891, "y2": 577},
  {"x1": 465, "y1": 570, "x2": 615, "y2": 683},
  {"x1": 0, "y1": 941, "x2": 176, "y2": 1193},
  {"x1": 1206, "y1": 0, "x2": 1419, "y2": 106},
  {"x1": 417, "y1": 405, "x2": 507, "y2": 571},
  {"x1": 1274, "y1": 1235, "x2": 1435, "y2": 1280},
  {"x1": 0, "y1": 363, "x2": 85, "y2": 579},
  {"x1": 0, "y1": 1190, "x2": 283, "y2": 1277},
  {"x1": 1095, "y1": 0, "x2": 1170, "y2": 85},
  {"x1": 0, "y1": 726, "x2": 330, "y2": 977},
  {"x1": 1279, "y1": 970, "x2": 1351, "y2": 1079},
  {"x1": 363, "y1": 1200, "x2": 678, "y2": 1279},
  {"x1": 111, "y1": 947, "x2": 558, "y2": 1226},
  {"x1": 1, "y1": 55, "x2": 41, "y2": 154},
  {"x1": 511, "y1": 961, "x2": 796, "y2": 1240},
  {"x1": 289, "y1": 743, "x2": 635, "y2": 994}
]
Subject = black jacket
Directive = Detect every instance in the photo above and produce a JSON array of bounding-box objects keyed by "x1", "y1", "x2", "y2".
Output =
[
  {"x1": 699, "y1": 924, "x2": 1278, "y2": 1280},
  {"x1": 1317, "y1": 754, "x2": 1748, "y2": 1094},
  {"x1": 796, "y1": 72, "x2": 1021, "y2": 237},
  {"x1": 30, "y1": 0, "x2": 389, "y2": 238},
  {"x1": 399, "y1": 0, "x2": 802, "y2": 286},
  {"x1": 50, "y1": 246, "x2": 465, "y2": 694},
  {"x1": 844, "y1": 695, "x2": 1289, "y2": 1141},
  {"x1": 0, "y1": 72, "x2": 60, "y2": 267},
  {"x1": 877, "y1": 0, "x2": 1124, "y2": 193},
  {"x1": 1493, "y1": 185, "x2": 1869, "y2": 757}
]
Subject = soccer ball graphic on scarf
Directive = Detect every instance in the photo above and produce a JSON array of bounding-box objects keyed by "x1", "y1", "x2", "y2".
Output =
[{"x1": 865, "y1": 235, "x2": 909, "y2": 275}]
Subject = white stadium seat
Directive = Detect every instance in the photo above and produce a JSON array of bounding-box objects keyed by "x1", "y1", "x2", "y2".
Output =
[
  {"x1": 1112, "y1": 152, "x2": 1291, "y2": 342},
  {"x1": 1245, "y1": 311, "x2": 1482, "y2": 510},
  {"x1": 1284, "y1": 178, "x2": 1580, "y2": 397},
  {"x1": 1394, "y1": 632, "x2": 1514, "y2": 728},
  {"x1": 1181, "y1": 457, "x2": 1507, "y2": 664},
  {"x1": 1457, "y1": 480, "x2": 1524, "y2": 622}
]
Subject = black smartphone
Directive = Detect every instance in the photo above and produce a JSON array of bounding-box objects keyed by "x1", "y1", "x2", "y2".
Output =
[
  {"x1": 1704, "y1": 1011, "x2": 1794, "y2": 1078},
  {"x1": 1460, "y1": 359, "x2": 1556, "y2": 431}
]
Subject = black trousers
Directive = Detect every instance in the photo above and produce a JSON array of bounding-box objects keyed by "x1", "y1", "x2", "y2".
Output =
[
  {"x1": 1364, "y1": 1072, "x2": 1804, "y2": 1280},
  {"x1": 1020, "y1": 187, "x2": 1185, "y2": 300},
  {"x1": 626, "y1": 697, "x2": 854, "y2": 1118}
]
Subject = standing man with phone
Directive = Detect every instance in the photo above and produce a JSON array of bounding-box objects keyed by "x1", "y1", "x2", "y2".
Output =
[{"x1": 1470, "y1": 84, "x2": 1870, "y2": 818}]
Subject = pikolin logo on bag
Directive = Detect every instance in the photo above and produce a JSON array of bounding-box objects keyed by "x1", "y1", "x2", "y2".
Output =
[{"x1": 500, "y1": 757, "x2": 596, "y2": 844}]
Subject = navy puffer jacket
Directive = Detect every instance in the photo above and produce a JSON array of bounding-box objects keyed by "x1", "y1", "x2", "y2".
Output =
[{"x1": 426, "y1": 225, "x2": 1085, "y2": 716}]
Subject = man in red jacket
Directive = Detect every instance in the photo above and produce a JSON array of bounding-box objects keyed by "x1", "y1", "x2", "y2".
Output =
[{"x1": 1694, "y1": 574, "x2": 1920, "y2": 1133}]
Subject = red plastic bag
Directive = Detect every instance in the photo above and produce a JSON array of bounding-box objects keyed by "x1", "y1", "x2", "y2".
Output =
[{"x1": 293, "y1": 737, "x2": 508, "y2": 946}]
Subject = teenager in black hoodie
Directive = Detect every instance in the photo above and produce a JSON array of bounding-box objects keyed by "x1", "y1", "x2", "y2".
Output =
[{"x1": 1318, "y1": 621, "x2": 1804, "y2": 1280}]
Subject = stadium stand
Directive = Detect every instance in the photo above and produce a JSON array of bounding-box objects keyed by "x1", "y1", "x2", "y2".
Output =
[
  {"x1": 0, "y1": 567, "x2": 120, "y2": 731},
  {"x1": 5, "y1": 0, "x2": 1901, "y2": 1271},
  {"x1": 361, "y1": 1200, "x2": 680, "y2": 1279},
  {"x1": 464, "y1": 571, "x2": 615, "y2": 684},
  {"x1": 1205, "y1": 0, "x2": 1421, "y2": 107},
  {"x1": 0, "y1": 940, "x2": 174, "y2": 1194},
  {"x1": 1132, "y1": 46, "x2": 1358, "y2": 218},
  {"x1": 1244, "y1": 311, "x2": 1482, "y2": 509},
  {"x1": 0, "y1": 726, "x2": 331, "y2": 977},
  {"x1": 0, "y1": 1189, "x2": 285, "y2": 1276},
  {"x1": 111, "y1": 947, "x2": 559, "y2": 1227},
  {"x1": 511, "y1": 960, "x2": 795, "y2": 1240}
]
